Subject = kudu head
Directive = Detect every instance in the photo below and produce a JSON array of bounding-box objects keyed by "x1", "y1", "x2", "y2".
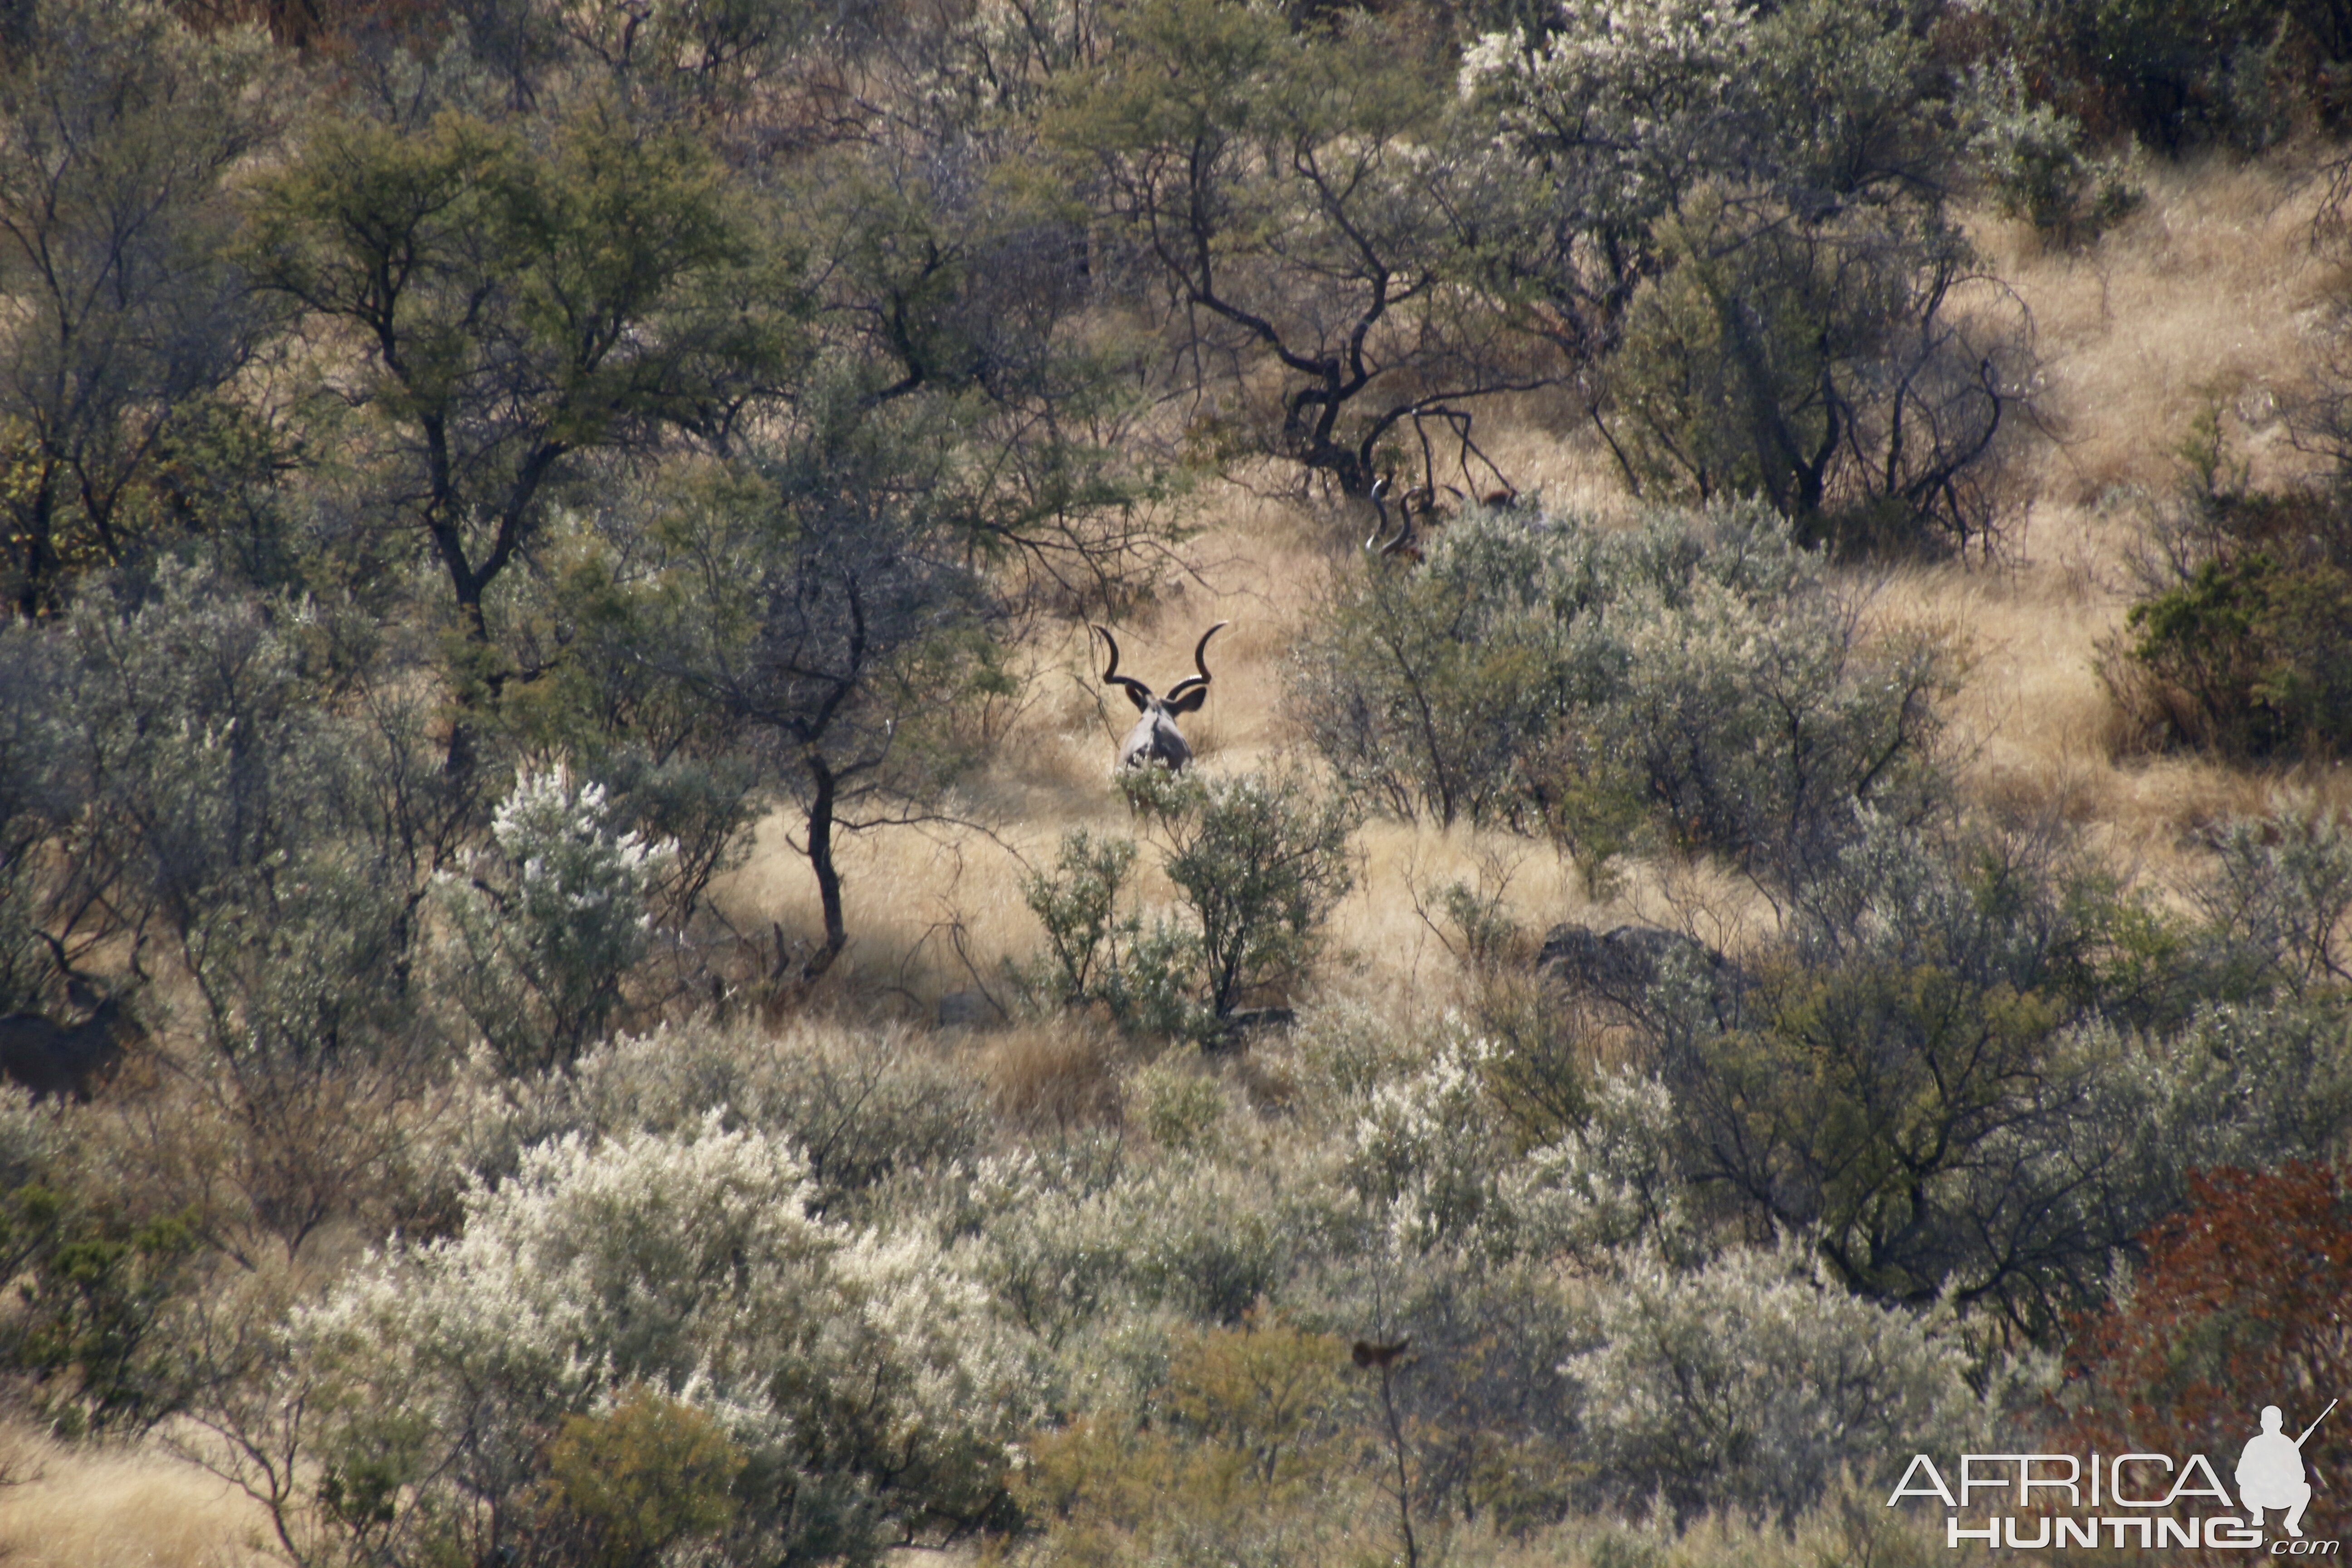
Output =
[{"x1": 1090, "y1": 620, "x2": 1228, "y2": 772}]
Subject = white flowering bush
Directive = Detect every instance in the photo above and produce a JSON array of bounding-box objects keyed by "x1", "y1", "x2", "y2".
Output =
[
  {"x1": 1504, "y1": 1068, "x2": 1704, "y2": 1268},
  {"x1": 2186, "y1": 800, "x2": 2352, "y2": 999},
  {"x1": 437, "y1": 764, "x2": 667, "y2": 1073},
  {"x1": 240, "y1": 1117, "x2": 1034, "y2": 1567},
  {"x1": 1607, "y1": 538, "x2": 1953, "y2": 891},
  {"x1": 968, "y1": 1139, "x2": 1297, "y2": 1342},
  {"x1": 441, "y1": 1013, "x2": 988, "y2": 1223},
  {"x1": 1566, "y1": 1239, "x2": 1977, "y2": 1524},
  {"x1": 1463, "y1": 0, "x2": 1763, "y2": 249},
  {"x1": 1343, "y1": 1031, "x2": 1506, "y2": 1254}
]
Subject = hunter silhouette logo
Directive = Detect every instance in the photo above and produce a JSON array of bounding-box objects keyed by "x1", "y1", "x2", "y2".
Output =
[
  {"x1": 1886, "y1": 1397, "x2": 2341, "y2": 1551},
  {"x1": 2240, "y1": 1401, "x2": 2335, "y2": 1539}
]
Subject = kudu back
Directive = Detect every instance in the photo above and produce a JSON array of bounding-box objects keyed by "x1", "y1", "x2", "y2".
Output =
[{"x1": 1091, "y1": 621, "x2": 1228, "y2": 771}]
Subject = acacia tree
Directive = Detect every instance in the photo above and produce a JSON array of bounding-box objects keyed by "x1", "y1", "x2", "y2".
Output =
[
  {"x1": 0, "y1": 0, "x2": 276, "y2": 616},
  {"x1": 639, "y1": 407, "x2": 998, "y2": 980},
  {"x1": 243, "y1": 98, "x2": 800, "y2": 760},
  {"x1": 1046, "y1": 0, "x2": 1568, "y2": 499}
]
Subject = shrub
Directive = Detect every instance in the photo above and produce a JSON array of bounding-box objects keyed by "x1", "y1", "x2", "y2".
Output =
[
  {"x1": 1015, "y1": 768, "x2": 1358, "y2": 1040},
  {"x1": 1286, "y1": 518, "x2": 1598, "y2": 836},
  {"x1": 1343, "y1": 1032, "x2": 1509, "y2": 1255},
  {"x1": 1503, "y1": 1068, "x2": 1704, "y2": 1269},
  {"x1": 2116, "y1": 547, "x2": 2352, "y2": 759},
  {"x1": 1975, "y1": 0, "x2": 2332, "y2": 153},
  {"x1": 207, "y1": 1118, "x2": 1034, "y2": 1568},
  {"x1": 1137, "y1": 768, "x2": 1359, "y2": 1028},
  {"x1": 0, "y1": 1182, "x2": 202, "y2": 1438},
  {"x1": 1290, "y1": 503, "x2": 1956, "y2": 895},
  {"x1": 1607, "y1": 196, "x2": 2026, "y2": 557},
  {"x1": 1653, "y1": 818, "x2": 2137, "y2": 1333},
  {"x1": 1012, "y1": 829, "x2": 1195, "y2": 1035},
  {"x1": 1963, "y1": 61, "x2": 2141, "y2": 243},
  {"x1": 1566, "y1": 1240, "x2": 1977, "y2": 1525},
  {"x1": 1646, "y1": 813, "x2": 2352, "y2": 1342},
  {"x1": 539, "y1": 1387, "x2": 746, "y2": 1568},
  {"x1": 1013, "y1": 1313, "x2": 1365, "y2": 1568},
  {"x1": 2105, "y1": 408, "x2": 2352, "y2": 760},
  {"x1": 2060, "y1": 1163, "x2": 2352, "y2": 1492},
  {"x1": 436, "y1": 764, "x2": 667, "y2": 1074},
  {"x1": 966, "y1": 1140, "x2": 1298, "y2": 1335},
  {"x1": 2181, "y1": 801, "x2": 2352, "y2": 998},
  {"x1": 1019, "y1": 829, "x2": 1142, "y2": 1010},
  {"x1": 39, "y1": 567, "x2": 456, "y2": 1256},
  {"x1": 1469, "y1": 0, "x2": 2035, "y2": 555},
  {"x1": 2143, "y1": 1000, "x2": 2352, "y2": 1178},
  {"x1": 446, "y1": 1014, "x2": 988, "y2": 1223}
]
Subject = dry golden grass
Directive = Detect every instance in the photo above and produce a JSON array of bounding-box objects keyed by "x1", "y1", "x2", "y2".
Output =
[
  {"x1": 1884, "y1": 152, "x2": 2352, "y2": 883},
  {"x1": 981, "y1": 1017, "x2": 1129, "y2": 1130},
  {"x1": 1984, "y1": 151, "x2": 2340, "y2": 507},
  {"x1": 0, "y1": 1424, "x2": 271, "y2": 1568},
  {"x1": 715, "y1": 152, "x2": 2352, "y2": 1006}
]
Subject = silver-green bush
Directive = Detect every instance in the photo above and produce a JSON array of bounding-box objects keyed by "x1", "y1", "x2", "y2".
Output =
[
  {"x1": 208, "y1": 1117, "x2": 1034, "y2": 1567},
  {"x1": 1290, "y1": 502, "x2": 1954, "y2": 893}
]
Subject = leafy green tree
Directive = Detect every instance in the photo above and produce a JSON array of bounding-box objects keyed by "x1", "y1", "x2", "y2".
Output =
[
  {"x1": 1979, "y1": 0, "x2": 2328, "y2": 153},
  {"x1": 1649, "y1": 814, "x2": 2352, "y2": 1345},
  {"x1": 0, "y1": 1, "x2": 275, "y2": 615},
  {"x1": 1607, "y1": 196, "x2": 2021, "y2": 554},
  {"x1": 628, "y1": 421, "x2": 1000, "y2": 980},
  {"x1": 244, "y1": 99, "x2": 800, "y2": 759}
]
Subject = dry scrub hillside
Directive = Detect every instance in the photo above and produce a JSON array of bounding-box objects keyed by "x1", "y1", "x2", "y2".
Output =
[
  {"x1": 4, "y1": 155, "x2": 2347, "y2": 1568},
  {"x1": 730, "y1": 153, "x2": 2351, "y2": 1007}
]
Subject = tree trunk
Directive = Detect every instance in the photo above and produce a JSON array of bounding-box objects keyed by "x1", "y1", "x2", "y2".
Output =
[{"x1": 801, "y1": 755, "x2": 847, "y2": 982}]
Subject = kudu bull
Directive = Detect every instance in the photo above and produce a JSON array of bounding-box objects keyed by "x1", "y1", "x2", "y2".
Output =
[{"x1": 1091, "y1": 621, "x2": 1228, "y2": 771}]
